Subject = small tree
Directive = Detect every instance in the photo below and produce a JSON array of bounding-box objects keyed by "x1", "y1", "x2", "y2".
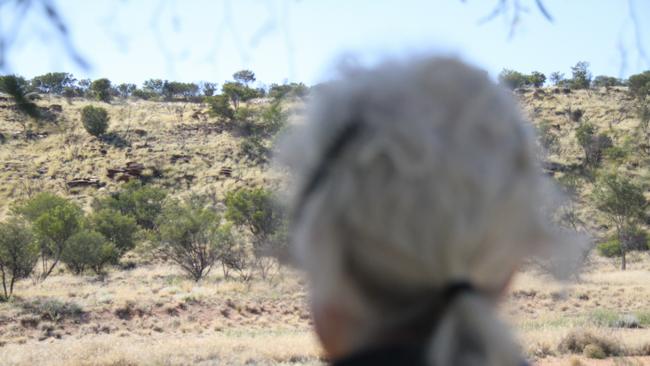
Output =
[
  {"x1": 13, "y1": 193, "x2": 83, "y2": 280},
  {"x1": 570, "y1": 61, "x2": 591, "y2": 89},
  {"x1": 89, "y1": 208, "x2": 138, "y2": 256},
  {"x1": 200, "y1": 82, "x2": 217, "y2": 97},
  {"x1": 225, "y1": 188, "x2": 285, "y2": 256},
  {"x1": 61, "y1": 230, "x2": 117, "y2": 275},
  {"x1": 592, "y1": 75, "x2": 624, "y2": 88},
  {"x1": 528, "y1": 71, "x2": 546, "y2": 88},
  {"x1": 233, "y1": 70, "x2": 256, "y2": 86},
  {"x1": 94, "y1": 181, "x2": 167, "y2": 230},
  {"x1": 81, "y1": 105, "x2": 109, "y2": 137},
  {"x1": 498, "y1": 69, "x2": 528, "y2": 89},
  {"x1": 592, "y1": 173, "x2": 647, "y2": 270},
  {"x1": 0, "y1": 218, "x2": 39, "y2": 300},
  {"x1": 116, "y1": 83, "x2": 136, "y2": 98},
  {"x1": 575, "y1": 123, "x2": 611, "y2": 167},
  {"x1": 31, "y1": 72, "x2": 76, "y2": 95},
  {"x1": 206, "y1": 95, "x2": 234, "y2": 120},
  {"x1": 549, "y1": 72, "x2": 565, "y2": 86},
  {"x1": 0, "y1": 75, "x2": 40, "y2": 132},
  {"x1": 222, "y1": 82, "x2": 258, "y2": 109},
  {"x1": 156, "y1": 197, "x2": 235, "y2": 281},
  {"x1": 628, "y1": 70, "x2": 650, "y2": 100},
  {"x1": 90, "y1": 78, "x2": 113, "y2": 102}
]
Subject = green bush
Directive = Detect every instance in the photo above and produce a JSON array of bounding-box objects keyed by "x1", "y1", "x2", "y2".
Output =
[
  {"x1": 155, "y1": 197, "x2": 235, "y2": 281},
  {"x1": 81, "y1": 105, "x2": 109, "y2": 137},
  {"x1": 90, "y1": 78, "x2": 112, "y2": 102},
  {"x1": 225, "y1": 188, "x2": 286, "y2": 257},
  {"x1": 61, "y1": 230, "x2": 117, "y2": 275},
  {"x1": 597, "y1": 239, "x2": 621, "y2": 258},
  {"x1": 628, "y1": 70, "x2": 650, "y2": 100},
  {"x1": 89, "y1": 208, "x2": 138, "y2": 255},
  {"x1": 205, "y1": 95, "x2": 234, "y2": 120},
  {"x1": 0, "y1": 218, "x2": 39, "y2": 300},
  {"x1": 94, "y1": 181, "x2": 167, "y2": 230},
  {"x1": 569, "y1": 61, "x2": 591, "y2": 89}
]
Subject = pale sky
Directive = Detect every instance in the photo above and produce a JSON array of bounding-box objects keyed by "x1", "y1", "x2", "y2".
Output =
[{"x1": 2, "y1": 0, "x2": 649, "y2": 86}]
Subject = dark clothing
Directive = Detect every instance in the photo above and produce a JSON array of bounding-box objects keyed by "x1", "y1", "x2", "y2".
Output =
[
  {"x1": 332, "y1": 344, "x2": 429, "y2": 366},
  {"x1": 331, "y1": 343, "x2": 530, "y2": 366}
]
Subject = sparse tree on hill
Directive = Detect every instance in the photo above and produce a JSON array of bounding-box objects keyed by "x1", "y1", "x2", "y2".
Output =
[
  {"x1": 592, "y1": 173, "x2": 647, "y2": 270},
  {"x1": 549, "y1": 72, "x2": 565, "y2": 86},
  {"x1": 116, "y1": 83, "x2": 137, "y2": 98},
  {"x1": 206, "y1": 94, "x2": 234, "y2": 120},
  {"x1": 90, "y1": 78, "x2": 113, "y2": 102},
  {"x1": 628, "y1": 71, "x2": 650, "y2": 100},
  {"x1": 222, "y1": 81, "x2": 258, "y2": 109},
  {"x1": 233, "y1": 70, "x2": 256, "y2": 86},
  {"x1": 200, "y1": 82, "x2": 217, "y2": 97},
  {"x1": 528, "y1": 71, "x2": 546, "y2": 88},
  {"x1": 81, "y1": 105, "x2": 109, "y2": 137},
  {"x1": 592, "y1": 75, "x2": 624, "y2": 88},
  {"x1": 0, "y1": 75, "x2": 40, "y2": 132},
  {"x1": 498, "y1": 69, "x2": 528, "y2": 89},
  {"x1": 569, "y1": 61, "x2": 591, "y2": 89},
  {"x1": 31, "y1": 72, "x2": 76, "y2": 95}
]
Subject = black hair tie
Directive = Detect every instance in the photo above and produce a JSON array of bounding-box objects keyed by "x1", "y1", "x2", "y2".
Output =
[{"x1": 442, "y1": 281, "x2": 477, "y2": 304}]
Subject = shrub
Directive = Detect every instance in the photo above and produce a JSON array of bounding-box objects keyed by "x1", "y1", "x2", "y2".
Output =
[
  {"x1": 569, "y1": 61, "x2": 591, "y2": 89},
  {"x1": 155, "y1": 197, "x2": 235, "y2": 281},
  {"x1": 549, "y1": 72, "x2": 565, "y2": 86},
  {"x1": 13, "y1": 193, "x2": 83, "y2": 280},
  {"x1": 592, "y1": 75, "x2": 624, "y2": 88},
  {"x1": 268, "y1": 83, "x2": 309, "y2": 100},
  {"x1": 225, "y1": 188, "x2": 287, "y2": 258},
  {"x1": 536, "y1": 120, "x2": 557, "y2": 152},
  {"x1": 206, "y1": 95, "x2": 234, "y2": 120},
  {"x1": 597, "y1": 239, "x2": 621, "y2": 258},
  {"x1": 498, "y1": 69, "x2": 528, "y2": 89},
  {"x1": 575, "y1": 123, "x2": 611, "y2": 166},
  {"x1": 261, "y1": 101, "x2": 288, "y2": 135},
  {"x1": 583, "y1": 344, "x2": 606, "y2": 359},
  {"x1": 61, "y1": 230, "x2": 117, "y2": 275},
  {"x1": 31, "y1": 72, "x2": 75, "y2": 94},
  {"x1": 528, "y1": 71, "x2": 546, "y2": 88},
  {"x1": 81, "y1": 105, "x2": 109, "y2": 137},
  {"x1": 89, "y1": 208, "x2": 138, "y2": 255},
  {"x1": 0, "y1": 75, "x2": 40, "y2": 122},
  {"x1": 222, "y1": 82, "x2": 258, "y2": 109},
  {"x1": 94, "y1": 181, "x2": 167, "y2": 230},
  {"x1": 558, "y1": 330, "x2": 622, "y2": 356},
  {"x1": 0, "y1": 218, "x2": 39, "y2": 300},
  {"x1": 628, "y1": 70, "x2": 650, "y2": 100},
  {"x1": 21, "y1": 298, "x2": 84, "y2": 322},
  {"x1": 90, "y1": 78, "x2": 112, "y2": 102}
]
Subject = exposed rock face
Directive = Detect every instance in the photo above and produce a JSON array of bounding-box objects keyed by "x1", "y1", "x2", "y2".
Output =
[
  {"x1": 107, "y1": 162, "x2": 145, "y2": 182},
  {"x1": 67, "y1": 178, "x2": 104, "y2": 188}
]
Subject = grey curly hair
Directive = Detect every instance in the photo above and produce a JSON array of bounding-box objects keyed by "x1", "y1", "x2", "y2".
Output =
[{"x1": 279, "y1": 57, "x2": 573, "y2": 366}]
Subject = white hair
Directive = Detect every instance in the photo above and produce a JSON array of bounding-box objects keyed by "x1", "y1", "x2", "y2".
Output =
[{"x1": 279, "y1": 57, "x2": 573, "y2": 366}]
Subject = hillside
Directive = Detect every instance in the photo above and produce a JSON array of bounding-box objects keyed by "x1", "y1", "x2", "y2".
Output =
[
  {"x1": 1, "y1": 87, "x2": 647, "y2": 236},
  {"x1": 0, "y1": 96, "x2": 298, "y2": 218},
  {"x1": 1, "y1": 88, "x2": 650, "y2": 365}
]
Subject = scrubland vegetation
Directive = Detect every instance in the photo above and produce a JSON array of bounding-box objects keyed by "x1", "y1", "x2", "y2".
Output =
[{"x1": 0, "y1": 64, "x2": 650, "y2": 365}]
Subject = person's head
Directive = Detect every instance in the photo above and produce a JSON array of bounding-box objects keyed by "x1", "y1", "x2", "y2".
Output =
[{"x1": 280, "y1": 57, "x2": 567, "y2": 365}]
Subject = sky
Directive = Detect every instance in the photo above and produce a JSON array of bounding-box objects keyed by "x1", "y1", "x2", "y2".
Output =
[{"x1": 1, "y1": 0, "x2": 649, "y2": 87}]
